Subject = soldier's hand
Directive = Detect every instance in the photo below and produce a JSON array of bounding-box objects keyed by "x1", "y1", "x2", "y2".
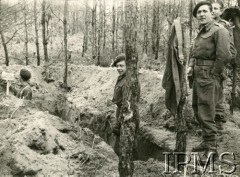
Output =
[
  {"x1": 123, "y1": 111, "x2": 133, "y2": 122},
  {"x1": 187, "y1": 67, "x2": 193, "y2": 75}
]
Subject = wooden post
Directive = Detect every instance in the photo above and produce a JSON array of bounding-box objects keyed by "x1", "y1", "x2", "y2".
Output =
[
  {"x1": 6, "y1": 82, "x2": 10, "y2": 95},
  {"x1": 174, "y1": 18, "x2": 188, "y2": 164}
]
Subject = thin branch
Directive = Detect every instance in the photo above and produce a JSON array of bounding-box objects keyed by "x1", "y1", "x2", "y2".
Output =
[
  {"x1": 0, "y1": 2, "x2": 23, "y2": 14},
  {"x1": 50, "y1": 6, "x2": 63, "y2": 22},
  {"x1": 5, "y1": 30, "x2": 18, "y2": 44}
]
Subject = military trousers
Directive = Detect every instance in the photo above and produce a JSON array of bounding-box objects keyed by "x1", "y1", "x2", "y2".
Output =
[
  {"x1": 215, "y1": 73, "x2": 226, "y2": 123},
  {"x1": 192, "y1": 65, "x2": 220, "y2": 144}
]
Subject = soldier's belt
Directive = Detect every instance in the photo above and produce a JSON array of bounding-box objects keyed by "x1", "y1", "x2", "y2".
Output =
[{"x1": 196, "y1": 59, "x2": 214, "y2": 66}]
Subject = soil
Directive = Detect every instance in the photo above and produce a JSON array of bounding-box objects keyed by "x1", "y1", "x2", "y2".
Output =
[{"x1": 0, "y1": 64, "x2": 240, "y2": 176}]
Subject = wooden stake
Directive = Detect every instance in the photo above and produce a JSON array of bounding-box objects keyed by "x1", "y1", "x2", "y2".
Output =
[{"x1": 6, "y1": 81, "x2": 9, "y2": 95}]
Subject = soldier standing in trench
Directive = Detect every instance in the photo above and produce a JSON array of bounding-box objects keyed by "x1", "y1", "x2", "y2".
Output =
[
  {"x1": 111, "y1": 53, "x2": 140, "y2": 156},
  {"x1": 187, "y1": 1, "x2": 231, "y2": 156},
  {"x1": 9, "y1": 69, "x2": 32, "y2": 100},
  {"x1": 111, "y1": 54, "x2": 127, "y2": 155}
]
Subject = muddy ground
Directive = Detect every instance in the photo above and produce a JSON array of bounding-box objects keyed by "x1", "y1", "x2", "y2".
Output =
[{"x1": 0, "y1": 65, "x2": 240, "y2": 177}]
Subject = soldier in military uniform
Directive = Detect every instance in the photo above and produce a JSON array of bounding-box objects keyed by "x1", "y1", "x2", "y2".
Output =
[
  {"x1": 210, "y1": 0, "x2": 237, "y2": 130},
  {"x1": 9, "y1": 69, "x2": 32, "y2": 100},
  {"x1": 187, "y1": 1, "x2": 231, "y2": 155},
  {"x1": 112, "y1": 53, "x2": 128, "y2": 137},
  {"x1": 111, "y1": 53, "x2": 130, "y2": 155},
  {"x1": 111, "y1": 53, "x2": 140, "y2": 156}
]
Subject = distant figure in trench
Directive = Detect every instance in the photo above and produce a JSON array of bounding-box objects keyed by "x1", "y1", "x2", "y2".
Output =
[{"x1": 10, "y1": 69, "x2": 32, "y2": 100}]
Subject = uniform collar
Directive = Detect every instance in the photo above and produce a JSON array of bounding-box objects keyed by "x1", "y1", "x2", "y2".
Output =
[
  {"x1": 215, "y1": 16, "x2": 221, "y2": 22},
  {"x1": 19, "y1": 82, "x2": 29, "y2": 87},
  {"x1": 117, "y1": 73, "x2": 126, "y2": 81},
  {"x1": 199, "y1": 20, "x2": 214, "y2": 32}
]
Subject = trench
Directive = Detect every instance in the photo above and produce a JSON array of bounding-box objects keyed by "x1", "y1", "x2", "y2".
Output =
[{"x1": 49, "y1": 93, "x2": 175, "y2": 162}]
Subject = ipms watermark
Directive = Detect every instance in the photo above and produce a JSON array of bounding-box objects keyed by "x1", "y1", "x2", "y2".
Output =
[{"x1": 163, "y1": 152, "x2": 238, "y2": 175}]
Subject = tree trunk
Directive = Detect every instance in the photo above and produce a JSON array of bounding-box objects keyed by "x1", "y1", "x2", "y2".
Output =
[
  {"x1": 121, "y1": 2, "x2": 125, "y2": 53},
  {"x1": 119, "y1": 0, "x2": 140, "y2": 176},
  {"x1": 91, "y1": 0, "x2": 97, "y2": 61},
  {"x1": 112, "y1": 3, "x2": 116, "y2": 54},
  {"x1": 82, "y1": 0, "x2": 89, "y2": 57},
  {"x1": 0, "y1": 0, "x2": 9, "y2": 66},
  {"x1": 189, "y1": 0, "x2": 193, "y2": 44},
  {"x1": 24, "y1": 2, "x2": 29, "y2": 65},
  {"x1": 0, "y1": 31, "x2": 9, "y2": 66},
  {"x1": 63, "y1": 0, "x2": 68, "y2": 88},
  {"x1": 143, "y1": 1, "x2": 149, "y2": 54},
  {"x1": 41, "y1": 0, "x2": 50, "y2": 80},
  {"x1": 103, "y1": 0, "x2": 106, "y2": 50},
  {"x1": 154, "y1": 1, "x2": 160, "y2": 60},
  {"x1": 175, "y1": 20, "x2": 188, "y2": 163},
  {"x1": 151, "y1": 0, "x2": 160, "y2": 60},
  {"x1": 116, "y1": 4, "x2": 119, "y2": 54},
  {"x1": 151, "y1": 0, "x2": 157, "y2": 54},
  {"x1": 97, "y1": 0, "x2": 104, "y2": 66},
  {"x1": 34, "y1": 0, "x2": 40, "y2": 66}
]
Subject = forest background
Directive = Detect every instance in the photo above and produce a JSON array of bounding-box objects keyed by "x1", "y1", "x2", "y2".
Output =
[{"x1": 0, "y1": 0, "x2": 239, "y2": 73}]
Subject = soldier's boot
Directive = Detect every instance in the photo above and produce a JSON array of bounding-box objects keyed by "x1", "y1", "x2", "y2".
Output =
[{"x1": 202, "y1": 145, "x2": 218, "y2": 163}]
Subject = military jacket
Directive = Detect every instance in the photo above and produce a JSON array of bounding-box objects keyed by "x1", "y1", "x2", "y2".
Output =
[
  {"x1": 112, "y1": 73, "x2": 129, "y2": 107},
  {"x1": 217, "y1": 18, "x2": 237, "y2": 60},
  {"x1": 189, "y1": 21, "x2": 231, "y2": 75},
  {"x1": 10, "y1": 83, "x2": 32, "y2": 100}
]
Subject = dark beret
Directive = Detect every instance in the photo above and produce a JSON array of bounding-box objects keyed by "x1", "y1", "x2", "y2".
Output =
[
  {"x1": 20, "y1": 69, "x2": 31, "y2": 81},
  {"x1": 112, "y1": 53, "x2": 126, "y2": 67},
  {"x1": 193, "y1": 1, "x2": 212, "y2": 18}
]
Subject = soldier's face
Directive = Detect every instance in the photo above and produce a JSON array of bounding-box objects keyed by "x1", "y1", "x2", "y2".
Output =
[
  {"x1": 196, "y1": 5, "x2": 213, "y2": 25},
  {"x1": 116, "y1": 60, "x2": 126, "y2": 76},
  {"x1": 212, "y1": 3, "x2": 222, "y2": 19}
]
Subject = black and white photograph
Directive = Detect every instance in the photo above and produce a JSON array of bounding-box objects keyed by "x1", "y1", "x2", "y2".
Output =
[{"x1": 0, "y1": 0, "x2": 240, "y2": 176}]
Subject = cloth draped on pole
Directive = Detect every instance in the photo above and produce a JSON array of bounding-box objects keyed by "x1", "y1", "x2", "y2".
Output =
[{"x1": 162, "y1": 18, "x2": 185, "y2": 115}]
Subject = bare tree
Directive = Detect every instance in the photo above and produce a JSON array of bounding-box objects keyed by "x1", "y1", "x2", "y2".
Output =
[
  {"x1": 42, "y1": 0, "x2": 50, "y2": 80},
  {"x1": 189, "y1": 0, "x2": 194, "y2": 43},
  {"x1": 151, "y1": 0, "x2": 161, "y2": 60},
  {"x1": 82, "y1": 0, "x2": 89, "y2": 57},
  {"x1": 112, "y1": 2, "x2": 116, "y2": 54},
  {"x1": 91, "y1": 0, "x2": 97, "y2": 61},
  {"x1": 63, "y1": 0, "x2": 68, "y2": 88},
  {"x1": 143, "y1": 1, "x2": 149, "y2": 54},
  {"x1": 0, "y1": 0, "x2": 19, "y2": 66},
  {"x1": 97, "y1": 0, "x2": 103, "y2": 66},
  {"x1": 103, "y1": 0, "x2": 106, "y2": 50},
  {"x1": 34, "y1": 0, "x2": 40, "y2": 66},
  {"x1": 115, "y1": 3, "x2": 119, "y2": 53},
  {"x1": 118, "y1": 0, "x2": 140, "y2": 176},
  {"x1": 24, "y1": 0, "x2": 29, "y2": 65}
]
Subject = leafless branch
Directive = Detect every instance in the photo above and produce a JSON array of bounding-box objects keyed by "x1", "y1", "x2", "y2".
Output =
[
  {"x1": 50, "y1": 6, "x2": 63, "y2": 22},
  {"x1": 5, "y1": 30, "x2": 18, "y2": 44},
  {"x1": 0, "y1": 2, "x2": 23, "y2": 14}
]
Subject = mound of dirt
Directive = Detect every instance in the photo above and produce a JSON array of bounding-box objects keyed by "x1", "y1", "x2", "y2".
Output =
[
  {"x1": 1, "y1": 64, "x2": 240, "y2": 176},
  {"x1": 48, "y1": 64, "x2": 240, "y2": 175},
  {"x1": 0, "y1": 96, "x2": 118, "y2": 176}
]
